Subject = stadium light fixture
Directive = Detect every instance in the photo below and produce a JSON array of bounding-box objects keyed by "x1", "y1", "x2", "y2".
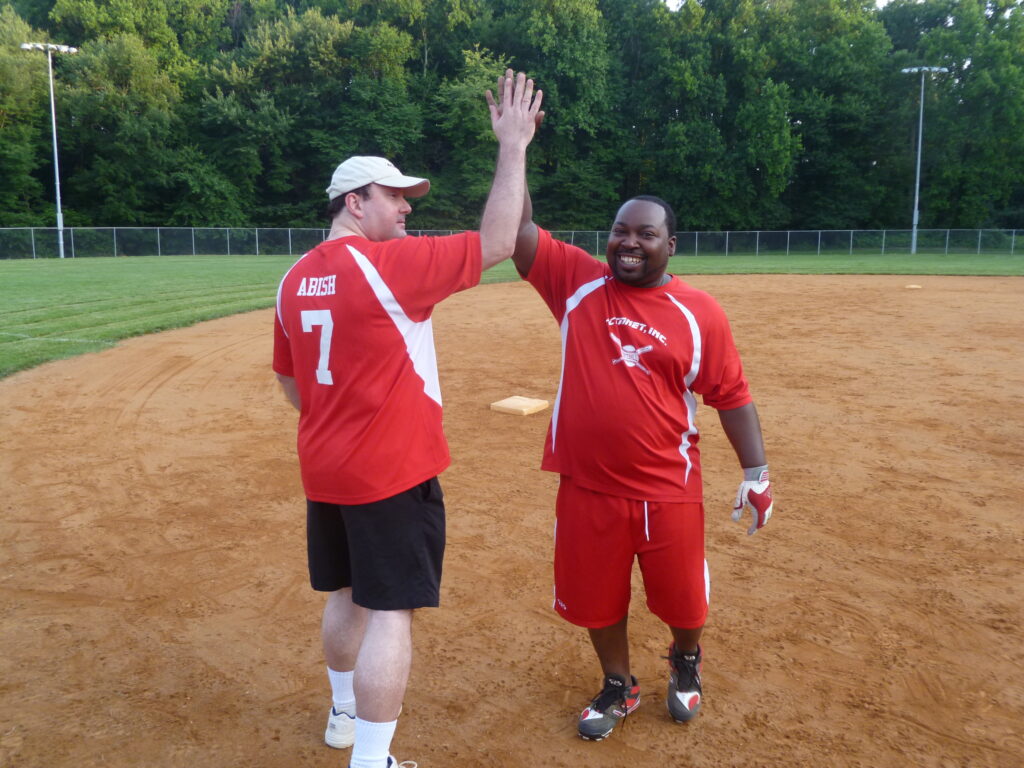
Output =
[
  {"x1": 901, "y1": 66, "x2": 948, "y2": 255},
  {"x1": 21, "y1": 42, "x2": 79, "y2": 259}
]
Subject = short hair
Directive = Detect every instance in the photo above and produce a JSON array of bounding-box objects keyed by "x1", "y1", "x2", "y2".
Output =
[
  {"x1": 325, "y1": 183, "x2": 372, "y2": 222},
  {"x1": 629, "y1": 195, "x2": 676, "y2": 240}
]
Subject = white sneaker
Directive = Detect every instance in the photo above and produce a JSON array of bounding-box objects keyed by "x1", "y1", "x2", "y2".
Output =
[{"x1": 325, "y1": 706, "x2": 355, "y2": 749}]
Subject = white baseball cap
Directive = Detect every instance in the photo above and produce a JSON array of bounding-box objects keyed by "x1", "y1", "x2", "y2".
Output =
[{"x1": 326, "y1": 156, "x2": 430, "y2": 200}]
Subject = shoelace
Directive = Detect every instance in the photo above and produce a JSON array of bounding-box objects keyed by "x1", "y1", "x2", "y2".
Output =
[
  {"x1": 664, "y1": 651, "x2": 700, "y2": 690},
  {"x1": 590, "y1": 679, "x2": 629, "y2": 712}
]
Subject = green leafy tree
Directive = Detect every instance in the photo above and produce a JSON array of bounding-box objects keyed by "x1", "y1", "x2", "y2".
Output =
[
  {"x1": 895, "y1": 0, "x2": 1024, "y2": 227},
  {"x1": 408, "y1": 45, "x2": 509, "y2": 227},
  {"x1": 58, "y1": 32, "x2": 182, "y2": 224},
  {"x1": 50, "y1": 0, "x2": 183, "y2": 64},
  {"x1": 9, "y1": 0, "x2": 54, "y2": 30},
  {"x1": 198, "y1": 8, "x2": 422, "y2": 225},
  {"x1": 412, "y1": 0, "x2": 482, "y2": 77},
  {"x1": 163, "y1": 143, "x2": 247, "y2": 225},
  {"x1": 164, "y1": 0, "x2": 235, "y2": 60},
  {"x1": 696, "y1": 0, "x2": 799, "y2": 228},
  {"x1": 597, "y1": 0, "x2": 699, "y2": 217},
  {"x1": 0, "y1": 4, "x2": 50, "y2": 225},
  {"x1": 474, "y1": 0, "x2": 616, "y2": 228},
  {"x1": 598, "y1": 0, "x2": 798, "y2": 229},
  {"x1": 5, "y1": 0, "x2": 1021, "y2": 232},
  {"x1": 768, "y1": 0, "x2": 899, "y2": 229}
]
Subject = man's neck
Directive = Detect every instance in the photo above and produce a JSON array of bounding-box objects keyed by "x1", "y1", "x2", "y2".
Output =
[
  {"x1": 327, "y1": 210, "x2": 367, "y2": 241},
  {"x1": 327, "y1": 224, "x2": 359, "y2": 241}
]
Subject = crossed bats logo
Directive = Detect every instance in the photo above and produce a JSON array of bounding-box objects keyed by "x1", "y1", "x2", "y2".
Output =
[{"x1": 609, "y1": 332, "x2": 653, "y2": 375}]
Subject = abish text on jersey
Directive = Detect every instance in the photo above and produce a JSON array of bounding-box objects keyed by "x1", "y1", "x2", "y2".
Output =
[{"x1": 297, "y1": 276, "x2": 337, "y2": 296}]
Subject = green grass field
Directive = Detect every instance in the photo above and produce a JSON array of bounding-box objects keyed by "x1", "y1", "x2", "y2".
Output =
[
  {"x1": 2, "y1": 250, "x2": 1022, "y2": 378},
  {"x1": 0, "y1": 256, "x2": 293, "y2": 378}
]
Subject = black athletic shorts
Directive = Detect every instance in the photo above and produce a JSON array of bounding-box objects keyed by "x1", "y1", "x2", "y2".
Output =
[{"x1": 306, "y1": 477, "x2": 445, "y2": 610}]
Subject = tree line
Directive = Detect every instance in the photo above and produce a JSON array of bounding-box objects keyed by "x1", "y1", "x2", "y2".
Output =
[{"x1": 2, "y1": 0, "x2": 1022, "y2": 231}]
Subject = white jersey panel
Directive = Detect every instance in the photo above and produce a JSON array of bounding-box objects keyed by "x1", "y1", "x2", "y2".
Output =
[
  {"x1": 349, "y1": 244, "x2": 442, "y2": 406},
  {"x1": 553, "y1": 275, "x2": 611, "y2": 451},
  {"x1": 665, "y1": 293, "x2": 703, "y2": 485}
]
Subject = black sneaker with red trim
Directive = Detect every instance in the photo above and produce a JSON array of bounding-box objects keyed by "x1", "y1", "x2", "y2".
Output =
[
  {"x1": 666, "y1": 643, "x2": 702, "y2": 722},
  {"x1": 577, "y1": 674, "x2": 640, "y2": 741}
]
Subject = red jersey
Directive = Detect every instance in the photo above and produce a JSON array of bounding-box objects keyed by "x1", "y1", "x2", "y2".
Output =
[
  {"x1": 273, "y1": 232, "x2": 481, "y2": 504},
  {"x1": 525, "y1": 228, "x2": 751, "y2": 502}
]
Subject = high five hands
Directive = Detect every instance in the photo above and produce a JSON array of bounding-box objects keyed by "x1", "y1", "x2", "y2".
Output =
[{"x1": 486, "y1": 69, "x2": 545, "y2": 144}]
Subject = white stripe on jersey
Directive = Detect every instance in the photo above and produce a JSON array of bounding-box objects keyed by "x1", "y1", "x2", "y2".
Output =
[
  {"x1": 348, "y1": 244, "x2": 443, "y2": 406},
  {"x1": 553, "y1": 275, "x2": 611, "y2": 451},
  {"x1": 665, "y1": 293, "x2": 702, "y2": 485}
]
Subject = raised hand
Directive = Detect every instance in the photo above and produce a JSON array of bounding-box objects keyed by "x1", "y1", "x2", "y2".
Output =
[
  {"x1": 485, "y1": 69, "x2": 544, "y2": 148},
  {"x1": 477, "y1": 70, "x2": 543, "y2": 268}
]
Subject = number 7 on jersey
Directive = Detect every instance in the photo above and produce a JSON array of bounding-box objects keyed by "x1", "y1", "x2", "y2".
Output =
[{"x1": 301, "y1": 309, "x2": 334, "y2": 385}]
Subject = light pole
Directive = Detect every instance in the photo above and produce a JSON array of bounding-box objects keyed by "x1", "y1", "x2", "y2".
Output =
[
  {"x1": 21, "y1": 42, "x2": 78, "y2": 259},
  {"x1": 901, "y1": 65, "x2": 947, "y2": 255}
]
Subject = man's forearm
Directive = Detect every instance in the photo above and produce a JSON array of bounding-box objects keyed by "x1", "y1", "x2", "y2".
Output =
[
  {"x1": 480, "y1": 143, "x2": 528, "y2": 269},
  {"x1": 512, "y1": 185, "x2": 539, "y2": 276},
  {"x1": 480, "y1": 70, "x2": 541, "y2": 270},
  {"x1": 718, "y1": 402, "x2": 766, "y2": 468}
]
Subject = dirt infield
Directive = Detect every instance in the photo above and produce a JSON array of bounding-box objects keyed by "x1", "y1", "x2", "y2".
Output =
[{"x1": 1, "y1": 275, "x2": 1022, "y2": 768}]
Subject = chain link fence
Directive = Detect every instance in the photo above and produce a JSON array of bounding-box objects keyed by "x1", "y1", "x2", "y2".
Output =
[{"x1": 0, "y1": 226, "x2": 1019, "y2": 259}]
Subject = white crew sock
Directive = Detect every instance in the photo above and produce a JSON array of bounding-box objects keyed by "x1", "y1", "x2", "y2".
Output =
[
  {"x1": 327, "y1": 667, "x2": 356, "y2": 715},
  {"x1": 349, "y1": 718, "x2": 397, "y2": 768}
]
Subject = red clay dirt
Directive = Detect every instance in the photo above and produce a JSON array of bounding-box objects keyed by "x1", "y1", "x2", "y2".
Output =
[{"x1": 1, "y1": 275, "x2": 1022, "y2": 768}]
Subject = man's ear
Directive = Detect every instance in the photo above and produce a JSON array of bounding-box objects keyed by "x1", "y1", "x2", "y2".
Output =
[{"x1": 345, "y1": 191, "x2": 365, "y2": 219}]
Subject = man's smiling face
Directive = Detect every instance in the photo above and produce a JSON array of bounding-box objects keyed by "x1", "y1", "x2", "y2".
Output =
[{"x1": 606, "y1": 199, "x2": 676, "y2": 287}]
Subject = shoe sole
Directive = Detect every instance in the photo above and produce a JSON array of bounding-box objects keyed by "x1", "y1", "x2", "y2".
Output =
[
  {"x1": 578, "y1": 701, "x2": 639, "y2": 741},
  {"x1": 667, "y1": 699, "x2": 701, "y2": 723},
  {"x1": 578, "y1": 725, "x2": 614, "y2": 741},
  {"x1": 668, "y1": 711, "x2": 699, "y2": 723}
]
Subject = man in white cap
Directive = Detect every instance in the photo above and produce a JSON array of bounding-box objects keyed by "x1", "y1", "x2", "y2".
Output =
[
  {"x1": 272, "y1": 71, "x2": 542, "y2": 768},
  {"x1": 322, "y1": 155, "x2": 431, "y2": 241}
]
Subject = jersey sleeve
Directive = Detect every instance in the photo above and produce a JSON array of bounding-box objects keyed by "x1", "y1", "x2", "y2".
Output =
[
  {"x1": 373, "y1": 232, "x2": 482, "y2": 320},
  {"x1": 524, "y1": 228, "x2": 605, "y2": 319},
  {"x1": 692, "y1": 297, "x2": 751, "y2": 410},
  {"x1": 272, "y1": 278, "x2": 294, "y2": 377}
]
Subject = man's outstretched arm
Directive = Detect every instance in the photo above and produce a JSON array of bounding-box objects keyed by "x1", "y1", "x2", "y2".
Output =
[
  {"x1": 512, "y1": 185, "x2": 539, "y2": 277},
  {"x1": 480, "y1": 70, "x2": 543, "y2": 270}
]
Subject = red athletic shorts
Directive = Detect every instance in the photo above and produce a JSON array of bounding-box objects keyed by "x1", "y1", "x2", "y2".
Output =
[{"x1": 553, "y1": 475, "x2": 708, "y2": 629}]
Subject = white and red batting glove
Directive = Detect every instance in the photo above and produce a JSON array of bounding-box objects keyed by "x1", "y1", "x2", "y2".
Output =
[{"x1": 732, "y1": 465, "x2": 773, "y2": 535}]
